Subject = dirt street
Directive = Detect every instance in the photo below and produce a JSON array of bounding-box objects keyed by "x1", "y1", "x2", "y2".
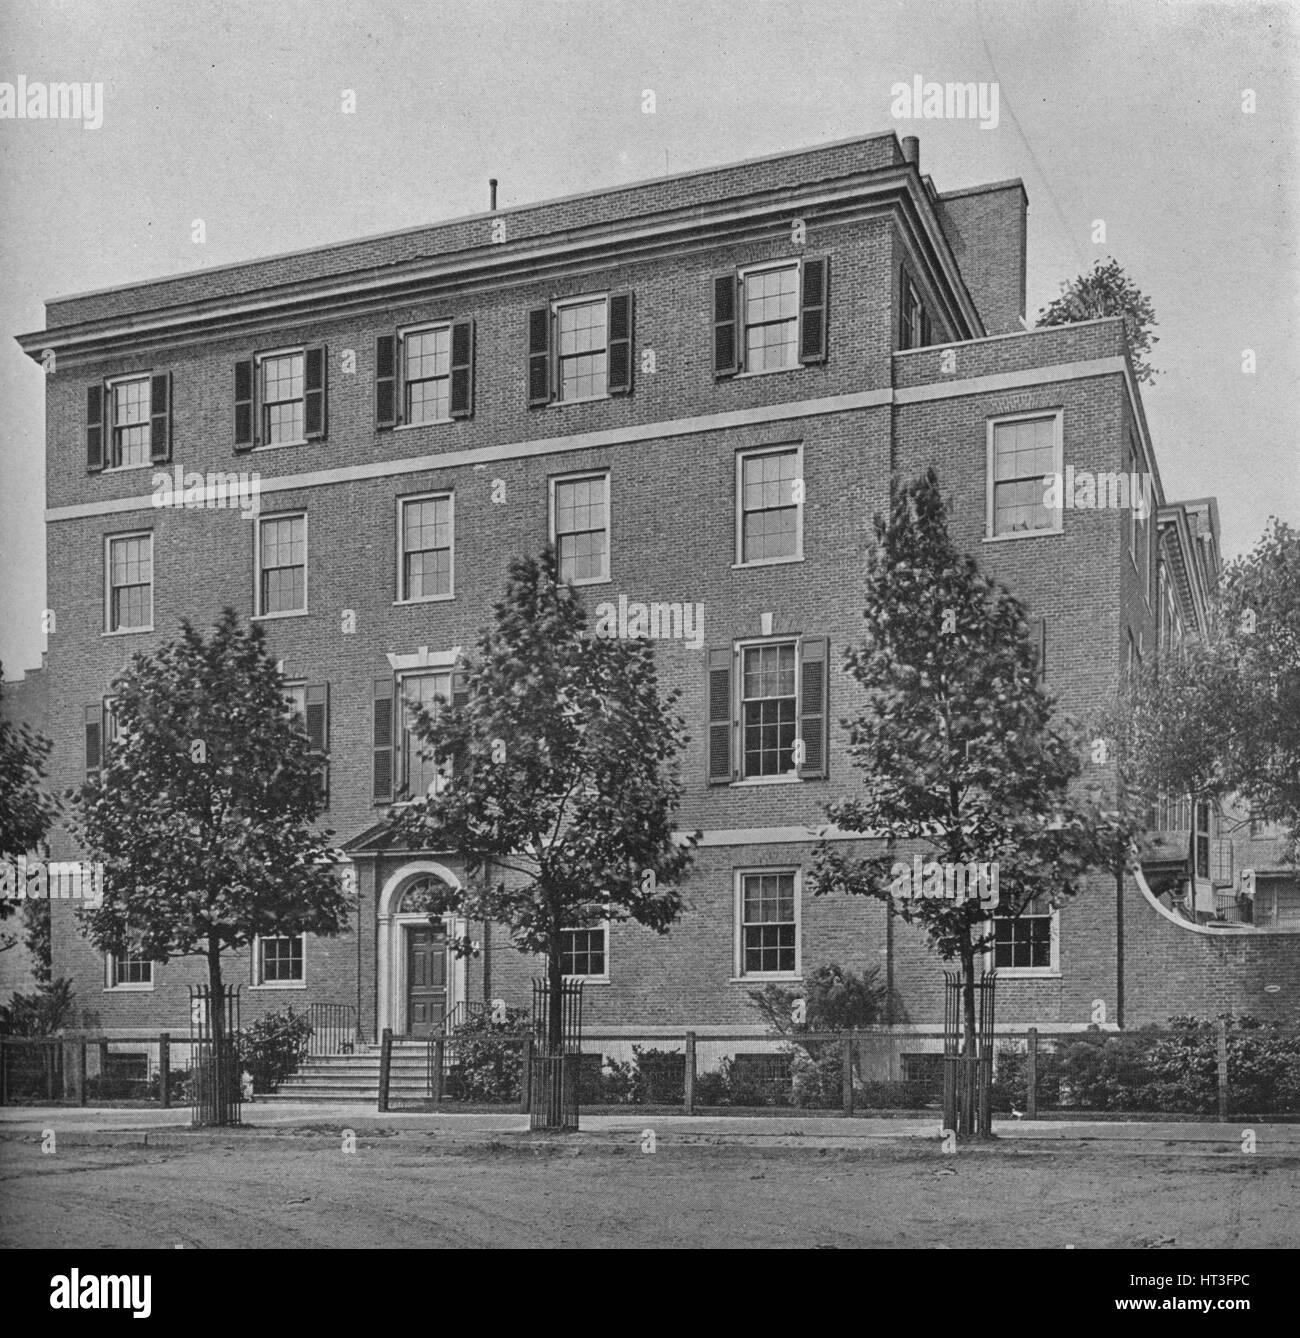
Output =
[{"x1": 2, "y1": 1130, "x2": 1296, "y2": 1249}]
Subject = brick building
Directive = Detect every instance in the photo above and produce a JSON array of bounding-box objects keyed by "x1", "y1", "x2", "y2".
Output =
[{"x1": 17, "y1": 130, "x2": 1299, "y2": 1061}]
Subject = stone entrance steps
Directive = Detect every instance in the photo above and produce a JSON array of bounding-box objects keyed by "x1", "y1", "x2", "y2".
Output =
[{"x1": 274, "y1": 1044, "x2": 433, "y2": 1102}]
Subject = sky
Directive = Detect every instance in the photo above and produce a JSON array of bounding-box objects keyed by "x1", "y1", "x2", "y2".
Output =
[{"x1": 1, "y1": 0, "x2": 1296, "y2": 678}]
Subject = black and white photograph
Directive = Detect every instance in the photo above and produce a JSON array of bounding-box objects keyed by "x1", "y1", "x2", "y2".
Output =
[{"x1": 0, "y1": 0, "x2": 1296, "y2": 1286}]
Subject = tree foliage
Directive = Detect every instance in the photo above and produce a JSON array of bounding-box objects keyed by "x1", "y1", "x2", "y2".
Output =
[
  {"x1": 748, "y1": 963, "x2": 888, "y2": 1034},
  {"x1": 390, "y1": 549, "x2": 698, "y2": 1050},
  {"x1": 65, "y1": 609, "x2": 350, "y2": 1048},
  {"x1": 1036, "y1": 256, "x2": 1160, "y2": 384},
  {"x1": 811, "y1": 470, "x2": 1136, "y2": 1070},
  {"x1": 0, "y1": 669, "x2": 60, "y2": 951}
]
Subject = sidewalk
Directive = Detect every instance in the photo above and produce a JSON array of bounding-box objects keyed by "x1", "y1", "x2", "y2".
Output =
[{"x1": 3, "y1": 1102, "x2": 1298, "y2": 1154}]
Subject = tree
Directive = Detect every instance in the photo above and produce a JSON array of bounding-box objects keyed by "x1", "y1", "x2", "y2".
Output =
[
  {"x1": 811, "y1": 469, "x2": 1135, "y2": 1135},
  {"x1": 1036, "y1": 257, "x2": 1160, "y2": 384},
  {"x1": 748, "y1": 963, "x2": 887, "y2": 1035},
  {"x1": 65, "y1": 609, "x2": 349, "y2": 1119},
  {"x1": 390, "y1": 549, "x2": 698, "y2": 1059},
  {"x1": 0, "y1": 670, "x2": 60, "y2": 955},
  {"x1": 1113, "y1": 518, "x2": 1300, "y2": 867}
]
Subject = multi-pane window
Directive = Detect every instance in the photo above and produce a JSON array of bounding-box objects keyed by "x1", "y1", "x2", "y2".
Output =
[
  {"x1": 107, "y1": 534, "x2": 152, "y2": 632},
  {"x1": 742, "y1": 263, "x2": 799, "y2": 372},
  {"x1": 993, "y1": 904, "x2": 1053, "y2": 970},
  {"x1": 110, "y1": 948, "x2": 153, "y2": 987},
  {"x1": 990, "y1": 415, "x2": 1061, "y2": 537},
  {"x1": 739, "y1": 448, "x2": 801, "y2": 563},
  {"x1": 553, "y1": 473, "x2": 608, "y2": 584},
  {"x1": 260, "y1": 351, "x2": 305, "y2": 445},
  {"x1": 740, "y1": 872, "x2": 797, "y2": 975},
  {"x1": 110, "y1": 377, "x2": 151, "y2": 468},
  {"x1": 259, "y1": 935, "x2": 304, "y2": 984},
  {"x1": 404, "y1": 326, "x2": 451, "y2": 424},
  {"x1": 400, "y1": 494, "x2": 453, "y2": 601},
  {"x1": 284, "y1": 682, "x2": 307, "y2": 723},
  {"x1": 1195, "y1": 801, "x2": 1211, "y2": 880},
  {"x1": 556, "y1": 298, "x2": 608, "y2": 401},
  {"x1": 257, "y1": 514, "x2": 306, "y2": 615},
  {"x1": 400, "y1": 671, "x2": 450, "y2": 798},
  {"x1": 561, "y1": 927, "x2": 607, "y2": 979},
  {"x1": 742, "y1": 643, "x2": 797, "y2": 777},
  {"x1": 900, "y1": 274, "x2": 928, "y2": 351}
]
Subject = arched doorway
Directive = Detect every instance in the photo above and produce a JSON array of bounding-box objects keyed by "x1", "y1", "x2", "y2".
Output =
[{"x1": 376, "y1": 864, "x2": 467, "y2": 1036}]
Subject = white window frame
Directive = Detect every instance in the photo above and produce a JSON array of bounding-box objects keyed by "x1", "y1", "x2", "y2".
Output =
[
  {"x1": 254, "y1": 346, "x2": 307, "y2": 450},
  {"x1": 733, "y1": 867, "x2": 802, "y2": 981},
  {"x1": 103, "y1": 530, "x2": 154, "y2": 635},
  {"x1": 987, "y1": 901, "x2": 1060, "y2": 979},
  {"x1": 251, "y1": 933, "x2": 307, "y2": 989},
  {"x1": 253, "y1": 511, "x2": 308, "y2": 620},
  {"x1": 551, "y1": 293, "x2": 610, "y2": 405},
  {"x1": 395, "y1": 491, "x2": 455, "y2": 604},
  {"x1": 549, "y1": 469, "x2": 611, "y2": 586},
  {"x1": 396, "y1": 667, "x2": 453, "y2": 801},
  {"x1": 397, "y1": 321, "x2": 454, "y2": 429},
  {"x1": 735, "y1": 258, "x2": 802, "y2": 378},
  {"x1": 984, "y1": 409, "x2": 1064, "y2": 543},
  {"x1": 105, "y1": 947, "x2": 154, "y2": 991},
  {"x1": 732, "y1": 636, "x2": 804, "y2": 785},
  {"x1": 734, "y1": 443, "x2": 804, "y2": 568},
  {"x1": 104, "y1": 372, "x2": 153, "y2": 473},
  {"x1": 560, "y1": 922, "x2": 610, "y2": 984}
]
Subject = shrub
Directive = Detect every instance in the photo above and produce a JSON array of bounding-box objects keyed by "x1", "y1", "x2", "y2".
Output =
[
  {"x1": 446, "y1": 1006, "x2": 530, "y2": 1103},
  {"x1": 748, "y1": 963, "x2": 887, "y2": 1034},
  {"x1": 236, "y1": 1007, "x2": 312, "y2": 1094},
  {"x1": 632, "y1": 1046, "x2": 686, "y2": 1104}
]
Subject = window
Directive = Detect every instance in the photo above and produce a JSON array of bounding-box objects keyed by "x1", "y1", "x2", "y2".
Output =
[
  {"x1": 709, "y1": 637, "x2": 828, "y2": 784},
  {"x1": 561, "y1": 926, "x2": 608, "y2": 980},
  {"x1": 899, "y1": 271, "x2": 930, "y2": 351},
  {"x1": 260, "y1": 350, "x2": 305, "y2": 445},
  {"x1": 713, "y1": 258, "x2": 827, "y2": 376},
  {"x1": 399, "y1": 670, "x2": 450, "y2": 799},
  {"x1": 737, "y1": 446, "x2": 802, "y2": 564},
  {"x1": 109, "y1": 376, "x2": 151, "y2": 468},
  {"x1": 1127, "y1": 441, "x2": 1139, "y2": 567},
  {"x1": 1195, "y1": 801, "x2": 1211, "y2": 880},
  {"x1": 403, "y1": 325, "x2": 452, "y2": 424},
  {"x1": 257, "y1": 514, "x2": 307, "y2": 616},
  {"x1": 105, "y1": 533, "x2": 153, "y2": 633},
  {"x1": 988, "y1": 413, "x2": 1062, "y2": 538},
  {"x1": 108, "y1": 947, "x2": 153, "y2": 988},
  {"x1": 257, "y1": 934, "x2": 304, "y2": 985},
  {"x1": 741, "y1": 263, "x2": 799, "y2": 373},
  {"x1": 742, "y1": 643, "x2": 798, "y2": 778},
  {"x1": 551, "y1": 472, "x2": 609, "y2": 584},
  {"x1": 283, "y1": 682, "x2": 330, "y2": 804},
  {"x1": 992, "y1": 900, "x2": 1056, "y2": 973},
  {"x1": 556, "y1": 297, "x2": 608, "y2": 401},
  {"x1": 399, "y1": 494, "x2": 453, "y2": 601},
  {"x1": 737, "y1": 870, "x2": 799, "y2": 977},
  {"x1": 1155, "y1": 794, "x2": 1192, "y2": 832}
]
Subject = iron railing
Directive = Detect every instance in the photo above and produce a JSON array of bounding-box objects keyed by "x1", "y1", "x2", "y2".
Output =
[{"x1": 306, "y1": 1003, "x2": 358, "y2": 1055}]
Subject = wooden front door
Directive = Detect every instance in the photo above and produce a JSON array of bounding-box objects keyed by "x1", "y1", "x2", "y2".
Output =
[{"x1": 406, "y1": 925, "x2": 447, "y2": 1036}]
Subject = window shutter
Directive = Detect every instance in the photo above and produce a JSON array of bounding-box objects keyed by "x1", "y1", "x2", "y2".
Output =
[
  {"x1": 1030, "y1": 617, "x2": 1047, "y2": 683},
  {"x1": 372, "y1": 674, "x2": 394, "y2": 804},
  {"x1": 707, "y1": 647, "x2": 734, "y2": 784},
  {"x1": 607, "y1": 291, "x2": 634, "y2": 394},
  {"x1": 797, "y1": 637, "x2": 829, "y2": 779},
  {"x1": 527, "y1": 307, "x2": 552, "y2": 406},
  {"x1": 149, "y1": 372, "x2": 172, "y2": 464},
  {"x1": 451, "y1": 670, "x2": 470, "y2": 711},
  {"x1": 449, "y1": 320, "x2": 475, "y2": 419},
  {"x1": 304, "y1": 345, "x2": 327, "y2": 440},
  {"x1": 84, "y1": 704, "x2": 103, "y2": 779},
  {"x1": 375, "y1": 334, "x2": 398, "y2": 428},
  {"x1": 86, "y1": 383, "x2": 104, "y2": 472},
  {"x1": 234, "y1": 359, "x2": 255, "y2": 451},
  {"x1": 798, "y1": 257, "x2": 829, "y2": 364},
  {"x1": 713, "y1": 273, "x2": 739, "y2": 377},
  {"x1": 306, "y1": 683, "x2": 330, "y2": 805}
]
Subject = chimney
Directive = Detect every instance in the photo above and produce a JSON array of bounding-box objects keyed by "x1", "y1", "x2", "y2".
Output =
[
  {"x1": 489, "y1": 178, "x2": 498, "y2": 211},
  {"x1": 901, "y1": 136, "x2": 920, "y2": 169}
]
